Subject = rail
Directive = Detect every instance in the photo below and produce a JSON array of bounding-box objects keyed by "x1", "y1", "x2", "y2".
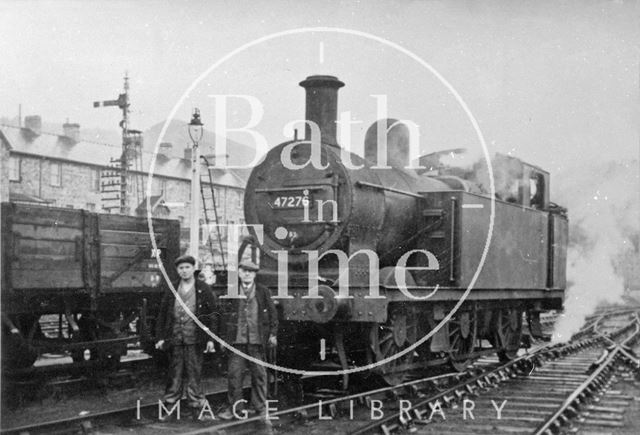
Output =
[
  {"x1": 533, "y1": 315, "x2": 640, "y2": 435},
  {"x1": 348, "y1": 308, "x2": 639, "y2": 435},
  {"x1": 5, "y1": 307, "x2": 638, "y2": 435}
]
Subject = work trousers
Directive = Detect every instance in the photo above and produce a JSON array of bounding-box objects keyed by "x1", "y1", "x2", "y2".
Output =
[
  {"x1": 227, "y1": 344, "x2": 267, "y2": 412},
  {"x1": 163, "y1": 344, "x2": 206, "y2": 409}
]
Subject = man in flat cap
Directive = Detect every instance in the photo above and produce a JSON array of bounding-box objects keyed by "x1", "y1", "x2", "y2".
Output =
[
  {"x1": 155, "y1": 254, "x2": 218, "y2": 419},
  {"x1": 219, "y1": 260, "x2": 278, "y2": 420}
]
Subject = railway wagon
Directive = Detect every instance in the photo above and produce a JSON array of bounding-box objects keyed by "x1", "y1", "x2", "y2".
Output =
[
  {"x1": 244, "y1": 75, "x2": 569, "y2": 385},
  {"x1": 1, "y1": 202, "x2": 180, "y2": 368}
]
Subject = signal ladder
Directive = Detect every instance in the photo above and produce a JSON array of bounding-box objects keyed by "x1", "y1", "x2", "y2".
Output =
[{"x1": 199, "y1": 155, "x2": 226, "y2": 269}]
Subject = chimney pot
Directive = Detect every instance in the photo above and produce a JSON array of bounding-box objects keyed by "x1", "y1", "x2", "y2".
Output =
[
  {"x1": 63, "y1": 122, "x2": 80, "y2": 142},
  {"x1": 159, "y1": 142, "x2": 173, "y2": 158},
  {"x1": 24, "y1": 115, "x2": 42, "y2": 135}
]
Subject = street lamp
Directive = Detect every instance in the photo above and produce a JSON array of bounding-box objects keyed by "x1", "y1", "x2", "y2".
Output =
[
  {"x1": 188, "y1": 108, "x2": 204, "y2": 143},
  {"x1": 188, "y1": 108, "x2": 204, "y2": 262}
]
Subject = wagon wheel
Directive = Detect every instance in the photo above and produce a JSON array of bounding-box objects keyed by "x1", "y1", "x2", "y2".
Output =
[
  {"x1": 94, "y1": 312, "x2": 129, "y2": 364},
  {"x1": 70, "y1": 314, "x2": 126, "y2": 365},
  {"x1": 491, "y1": 308, "x2": 523, "y2": 362},
  {"x1": 448, "y1": 310, "x2": 477, "y2": 372},
  {"x1": 1, "y1": 315, "x2": 40, "y2": 369},
  {"x1": 367, "y1": 308, "x2": 417, "y2": 385},
  {"x1": 70, "y1": 314, "x2": 98, "y2": 363}
]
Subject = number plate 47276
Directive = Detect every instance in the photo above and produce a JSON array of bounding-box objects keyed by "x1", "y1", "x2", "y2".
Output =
[{"x1": 271, "y1": 195, "x2": 308, "y2": 209}]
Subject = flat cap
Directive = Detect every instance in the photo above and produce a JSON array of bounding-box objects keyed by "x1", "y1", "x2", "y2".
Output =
[
  {"x1": 174, "y1": 254, "x2": 196, "y2": 267},
  {"x1": 238, "y1": 260, "x2": 260, "y2": 272}
]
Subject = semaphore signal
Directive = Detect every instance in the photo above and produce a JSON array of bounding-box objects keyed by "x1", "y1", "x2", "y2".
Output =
[{"x1": 94, "y1": 72, "x2": 143, "y2": 215}]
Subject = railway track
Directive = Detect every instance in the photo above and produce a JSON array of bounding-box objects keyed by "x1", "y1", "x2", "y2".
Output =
[
  {"x1": 2, "y1": 354, "x2": 158, "y2": 407},
  {"x1": 347, "y1": 310, "x2": 640, "y2": 435},
  {"x1": 185, "y1": 309, "x2": 639, "y2": 435},
  {"x1": 3, "y1": 308, "x2": 638, "y2": 435}
]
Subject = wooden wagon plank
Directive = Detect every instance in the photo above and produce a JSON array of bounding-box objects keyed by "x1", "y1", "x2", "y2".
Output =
[
  {"x1": 100, "y1": 230, "x2": 161, "y2": 245},
  {"x1": 101, "y1": 243, "x2": 169, "y2": 258},
  {"x1": 11, "y1": 223, "x2": 82, "y2": 240},
  {"x1": 99, "y1": 213, "x2": 176, "y2": 233},
  {"x1": 11, "y1": 205, "x2": 84, "y2": 228},
  {"x1": 11, "y1": 270, "x2": 84, "y2": 289},
  {"x1": 14, "y1": 239, "x2": 77, "y2": 256},
  {"x1": 11, "y1": 258, "x2": 78, "y2": 269},
  {"x1": 100, "y1": 257, "x2": 157, "y2": 273}
]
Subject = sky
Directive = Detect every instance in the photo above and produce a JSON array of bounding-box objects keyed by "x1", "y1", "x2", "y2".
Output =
[{"x1": 2, "y1": 0, "x2": 638, "y2": 179}]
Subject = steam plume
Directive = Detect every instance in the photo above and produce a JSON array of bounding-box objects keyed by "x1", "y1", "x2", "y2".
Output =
[{"x1": 552, "y1": 160, "x2": 639, "y2": 342}]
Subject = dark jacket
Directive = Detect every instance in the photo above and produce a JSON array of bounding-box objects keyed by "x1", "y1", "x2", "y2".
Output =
[
  {"x1": 220, "y1": 282, "x2": 277, "y2": 348},
  {"x1": 155, "y1": 278, "x2": 219, "y2": 349}
]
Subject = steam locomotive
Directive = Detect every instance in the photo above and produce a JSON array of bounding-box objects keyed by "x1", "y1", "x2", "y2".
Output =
[{"x1": 244, "y1": 75, "x2": 568, "y2": 385}]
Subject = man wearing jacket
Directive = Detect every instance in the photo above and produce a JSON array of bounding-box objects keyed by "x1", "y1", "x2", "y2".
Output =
[
  {"x1": 155, "y1": 254, "x2": 218, "y2": 416},
  {"x1": 219, "y1": 260, "x2": 277, "y2": 419}
]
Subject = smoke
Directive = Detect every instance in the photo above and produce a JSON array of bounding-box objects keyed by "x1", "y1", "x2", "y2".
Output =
[
  {"x1": 437, "y1": 148, "x2": 483, "y2": 169},
  {"x1": 552, "y1": 159, "x2": 639, "y2": 342},
  {"x1": 420, "y1": 148, "x2": 530, "y2": 202}
]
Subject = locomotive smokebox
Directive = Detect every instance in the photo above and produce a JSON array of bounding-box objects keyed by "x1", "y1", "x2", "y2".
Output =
[{"x1": 299, "y1": 75, "x2": 345, "y2": 147}]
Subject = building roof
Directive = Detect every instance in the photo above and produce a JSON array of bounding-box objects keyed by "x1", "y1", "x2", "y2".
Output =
[
  {"x1": 135, "y1": 194, "x2": 171, "y2": 215},
  {"x1": 0, "y1": 130, "x2": 11, "y2": 150},
  {"x1": 1, "y1": 124, "x2": 247, "y2": 190},
  {"x1": 10, "y1": 192, "x2": 53, "y2": 204}
]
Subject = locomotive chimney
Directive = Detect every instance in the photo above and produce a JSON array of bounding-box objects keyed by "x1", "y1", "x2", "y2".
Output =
[{"x1": 299, "y1": 75, "x2": 344, "y2": 147}]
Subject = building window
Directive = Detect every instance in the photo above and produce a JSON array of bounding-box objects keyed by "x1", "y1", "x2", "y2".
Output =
[
  {"x1": 86, "y1": 203, "x2": 96, "y2": 211},
  {"x1": 50, "y1": 162, "x2": 62, "y2": 186},
  {"x1": 90, "y1": 169, "x2": 100, "y2": 192},
  {"x1": 9, "y1": 156, "x2": 21, "y2": 181}
]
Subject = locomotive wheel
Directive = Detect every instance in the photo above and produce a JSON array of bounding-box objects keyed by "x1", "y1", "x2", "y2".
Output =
[
  {"x1": 368, "y1": 308, "x2": 417, "y2": 385},
  {"x1": 492, "y1": 308, "x2": 523, "y2": 362},
  {"x1": 448, "y1": 310, "x2": 477, "y2": 372}
]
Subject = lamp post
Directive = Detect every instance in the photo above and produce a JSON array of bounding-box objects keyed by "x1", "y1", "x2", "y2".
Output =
[{"x1": 188, "y1": 108, "x2": 204, "y2": 263}]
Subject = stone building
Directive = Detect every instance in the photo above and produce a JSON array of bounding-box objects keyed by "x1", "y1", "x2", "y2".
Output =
[
  {"x1": 1, "y1": 117, "x2": 247, "y2": 267},
  {"x1": 1, "y1": 131, "x2": 11, "y2": 202}
]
